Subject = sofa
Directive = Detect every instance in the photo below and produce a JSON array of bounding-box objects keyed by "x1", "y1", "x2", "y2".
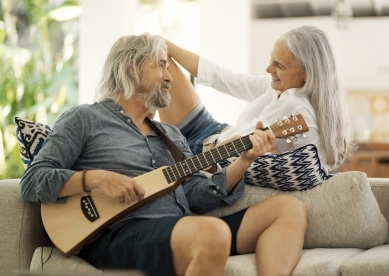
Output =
[{"x1": 1, "y1": 171, "x2": 389, "y2": 276}]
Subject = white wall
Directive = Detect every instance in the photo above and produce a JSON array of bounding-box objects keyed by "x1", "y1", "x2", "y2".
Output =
[
  {"x1": 79, "y1": 0, "x2": 138, "y2": 104},
  {"x1": 250, "y1": 17, "x2": 389, "y2": 143},
  {"x1": 251, "y1": 17, "x2": 336, "y2": 76},
  {"x1": 250, "y1": 16, "x2": 389, "y2": 90},
  {"x1": 194, "y1": 0, "x2": 251, "y2": 125},
  {"x1": 79, "y1": 2, "x2": 389, "y2": 126},
  {"x1": 79, "y1": 0, "x2": 251, "y2": 125}
]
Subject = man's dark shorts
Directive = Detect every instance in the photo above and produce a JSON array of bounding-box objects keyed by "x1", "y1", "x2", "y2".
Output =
[{"x1": 81, "y1": 208, "x2": 248, "y2": 276}]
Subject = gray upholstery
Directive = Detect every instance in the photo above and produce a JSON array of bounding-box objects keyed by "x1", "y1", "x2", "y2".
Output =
[
  {"x1": 206, "y1": 171, "x2": 388, "y2": 249},
  {"x1": 225, "y1": 248, "x2": 364, "y2": 276},
  {"x1": 30, "y1": 247, "x2": 101, "y2": 273},
  {"x1": 340, "y1": 245, "x2": 389, "y2": 276},
  {"x1": 0, "y1": 179, "x2": 51, "y2": 276},
  {"x1": 1, "y1": 171, "x2": 389, "y2": 276}
]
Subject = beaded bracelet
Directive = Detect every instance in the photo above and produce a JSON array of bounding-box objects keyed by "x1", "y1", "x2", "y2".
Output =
[{"x1": 82, "y1": 169, "x2": 91, "y2": 195}]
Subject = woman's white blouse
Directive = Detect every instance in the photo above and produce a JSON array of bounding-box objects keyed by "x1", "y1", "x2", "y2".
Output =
[{"x1": 197, "y1": 56, "x2": 329, "y2": 171}]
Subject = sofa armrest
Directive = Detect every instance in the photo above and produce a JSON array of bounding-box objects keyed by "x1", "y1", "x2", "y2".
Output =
[
  {"x1": 370, "y1": 178, "x2": 389, "y2": 224},
  {"x1": 0, "y1": 179, "x2": 51, "y2": 276}
]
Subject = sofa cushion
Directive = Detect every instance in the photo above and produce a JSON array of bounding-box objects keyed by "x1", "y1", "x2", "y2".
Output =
[
  {"x1": 30, "y1": 247, "x2": 147, "y2": 275},
  {"x1": 219, "y1": 144, "x2": 332, "y2": 191},
  {"x1": 15, "y1": 117, "x2": 51, "y2": 169},
  {"x1": 30, "y1": 247, "x2": 101, "y2": 273},
  {"x1": 206, "y1": 171, "x2": 389, "y2": 249},
  {"x1": 340, "y1": 244, "x2": 389, "y2": 276},
  {"x1": 225, "y1": 248, "x2": 364, "y2": 276}
]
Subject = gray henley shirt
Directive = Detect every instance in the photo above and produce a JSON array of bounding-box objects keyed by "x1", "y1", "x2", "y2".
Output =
[{"x1": 19, "y1": 99, "x2": 245, "y2": 220}]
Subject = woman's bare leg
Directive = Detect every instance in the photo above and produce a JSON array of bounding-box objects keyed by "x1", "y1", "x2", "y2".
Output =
[
  {"x1": 237, "y1": 195, "x2": 307, "y2": 276},
  {"x1": 159, "y1": 57, "x2": 201, "y2": 126}
]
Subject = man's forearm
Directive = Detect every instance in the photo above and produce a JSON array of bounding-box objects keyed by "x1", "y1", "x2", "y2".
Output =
[{"x1": 225, "y1": 156, "x2": 251, "y2": 193}]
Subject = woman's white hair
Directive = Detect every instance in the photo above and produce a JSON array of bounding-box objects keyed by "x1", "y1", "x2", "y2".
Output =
[
  {"x1": 95, "y1": 33, "x2": 167, "y2": 101},
  {"x1": 280, "y1": 25, "x2": 356, "y2": 170}
]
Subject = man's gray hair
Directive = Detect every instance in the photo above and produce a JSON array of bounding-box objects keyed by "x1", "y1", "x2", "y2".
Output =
[
  {"x1": 280, "y1": 25, "x2": 356, "y2": 170},
  {"x1": 95, "y1": 33, "x2": 167, "y2": 101}
]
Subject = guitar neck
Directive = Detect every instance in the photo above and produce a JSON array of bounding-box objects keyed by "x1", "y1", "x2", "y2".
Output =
[
  {"x1": 163, "y1": 134, "x2": 253, "y2": 183},
  {"x1": 162, "y1": 113, "x2": 310, "y2": 183}
]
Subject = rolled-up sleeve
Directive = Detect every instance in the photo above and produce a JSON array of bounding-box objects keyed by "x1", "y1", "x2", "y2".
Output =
[
  {"x1": 182, "y1": 167, "x2": 245, "y2": 214},
  {"x1": 19, "y1": 108, "x2": 85, "y2": 204},
  {"x1": 197, "y1": 56, "x2": 270, "y2": 103}
]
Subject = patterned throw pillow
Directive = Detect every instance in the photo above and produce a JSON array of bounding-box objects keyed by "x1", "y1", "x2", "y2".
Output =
[
  {"x1": 15, "y1": 117, "x2": 51, "y2": 169},
  {"x1": 219, "y1": 144, "x2": 332, "y2": 191}
]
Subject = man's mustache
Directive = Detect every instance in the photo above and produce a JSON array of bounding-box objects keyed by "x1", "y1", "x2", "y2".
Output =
[{"x1": 160, "y1": 82, "x2": 171, "y2": 90}]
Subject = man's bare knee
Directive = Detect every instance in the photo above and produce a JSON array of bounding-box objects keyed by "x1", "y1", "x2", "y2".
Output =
[
  {"x1": 193, "y1": 217, "x2": 231, "y2": 254},
  {"x1": 171, "y1": 217, "x2": 231, "y2": 275}
]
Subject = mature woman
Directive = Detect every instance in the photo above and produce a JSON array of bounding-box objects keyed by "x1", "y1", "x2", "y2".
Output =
[{"x1": 159, "y1": 25, "x2": 356, "y2": 190}]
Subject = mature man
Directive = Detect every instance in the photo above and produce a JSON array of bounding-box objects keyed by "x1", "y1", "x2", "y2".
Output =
[{"x1": 20, "y1": 33, "x2": 307, "y2": 276}]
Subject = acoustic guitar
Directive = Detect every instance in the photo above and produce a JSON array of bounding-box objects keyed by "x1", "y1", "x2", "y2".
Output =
[{"x1": 41, "y1": 114, "x2": 309, "y2": 257}]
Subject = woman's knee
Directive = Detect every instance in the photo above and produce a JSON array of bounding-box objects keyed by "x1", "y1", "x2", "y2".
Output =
[{"x1": 273, "y1": 195, "x2": 308, "y2": 225}]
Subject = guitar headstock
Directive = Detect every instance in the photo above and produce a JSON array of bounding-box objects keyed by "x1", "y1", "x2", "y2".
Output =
[{"x1": 268, "y1": 114, "x2": 309, "y2": 142}]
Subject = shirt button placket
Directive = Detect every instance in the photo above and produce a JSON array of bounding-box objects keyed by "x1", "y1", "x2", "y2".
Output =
[{"x1": 146, "y1": 138, "x2": 157, "y2": 167}]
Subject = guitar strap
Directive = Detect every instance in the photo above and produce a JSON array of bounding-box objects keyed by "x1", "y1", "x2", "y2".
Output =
[
  {"x1": 146, "y1": 118, "x2": 188, "y2": 213},
  {"x1": 146, "y1": 117, "x2": 187, "y2": 163},
  {"x1": 147, "y1": 118, "x2": 219, "y2": 174}
]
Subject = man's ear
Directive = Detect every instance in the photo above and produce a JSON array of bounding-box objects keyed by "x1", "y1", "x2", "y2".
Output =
[
  {"x1": 127, "y1": 64, "x2": 136, "y2": 78},
  {"x1": 128, "y1": 63, "x2": 142, "y2": 83}
]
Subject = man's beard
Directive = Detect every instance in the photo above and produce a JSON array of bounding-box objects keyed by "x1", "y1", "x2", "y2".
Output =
[{"x1": 137, "y1": 81, "x2": 171, "y2": 113}]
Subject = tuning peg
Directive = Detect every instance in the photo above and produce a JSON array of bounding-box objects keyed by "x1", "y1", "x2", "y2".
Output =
[
  {"x1": 289, "y1": 127, "x2": 295, "y2": 133},
  {"x1": 286, "y1": 138, "x2": 292, "y2": 143},
  {"x1": 294, "y1": 136, "x2": 298, "y2": 141},
  {"x1": 276, "y1": 119, "x2": 282, "y2": 126},
  {"x1": 292, "y1": 115, "x2": 298, "y2": 121},
  {"x1": 283, "y1": 116, "x2": 290, "y2": 124},
  {"x1": 302, "y1": 133, "x2": 307, "y2": 138}
]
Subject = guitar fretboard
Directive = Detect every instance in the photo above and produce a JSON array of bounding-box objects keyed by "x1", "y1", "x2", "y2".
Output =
[
  {"x1": 163, "y1": 135, "x2": 252, "y2": 183},
  {"x1": 162, "y1": 114, "x2": 308, "y2": 183}
]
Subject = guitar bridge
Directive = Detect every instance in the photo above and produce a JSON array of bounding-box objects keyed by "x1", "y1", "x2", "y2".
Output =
[{"x1": 81, "y1": 195, "x2": 100, "y2": 222}]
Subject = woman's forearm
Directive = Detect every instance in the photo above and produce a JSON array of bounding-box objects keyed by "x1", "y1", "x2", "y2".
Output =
[{"x1": 165, "y1": 39, "x2": 200, "y2": 77}]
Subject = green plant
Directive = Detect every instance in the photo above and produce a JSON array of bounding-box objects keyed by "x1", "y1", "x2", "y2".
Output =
[{"x1": 0, "y1": 0, "x2": 80, "y2": 179}]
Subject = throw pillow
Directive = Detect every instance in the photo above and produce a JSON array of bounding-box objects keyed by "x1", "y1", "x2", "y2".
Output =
[
  {"x1": 219, "y1": 144, "x2": 332, "y2": 191},
  {"x1": 15, "y1": 117, "x2": 51, "y2": 169},
  {"x1": 206, "y1": 171, "x2": 389, "y2": 249}
]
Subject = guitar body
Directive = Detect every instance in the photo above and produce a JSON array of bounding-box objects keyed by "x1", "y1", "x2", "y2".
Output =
[{"x1": 41, "y1": 166, "x2": 181, "y2": 257}]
